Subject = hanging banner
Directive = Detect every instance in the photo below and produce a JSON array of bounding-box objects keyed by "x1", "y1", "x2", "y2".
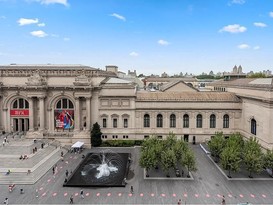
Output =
[
  {"x1": 10, "y1": 109, "x2": 29, "y2": 116},
  {"x1": 54, "y1": 109, "x2": 74, "y2": 129}
]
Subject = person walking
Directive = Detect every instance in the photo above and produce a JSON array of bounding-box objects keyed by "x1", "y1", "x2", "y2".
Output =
[
  {"x1": 65, "y1": 170, "x2": 69, "y2": 177},
  {"x1": 35, "y1": 189, "x2": 39, "y2": 198},
  {"x1": 177, "y1": 199, "x2": 182, "y2": 205},
  {"x1": 69, "y1": 195, "x2": 73, "y2": 204},
  {"x1": 221, "y1": 195, "x2": 225, "y2": 205},
  {"x1": 80, "y1": 190, "x2": 84, "y2": 199},
  {"x1": 52, "y1": 167, "x2": 55, "y2": 175},
  {"x1": 3, "y1": 197, "x2": 8, "y2": 205},
  {"x1": 130, "y1": 186, "x2": 134, "y2": 194}
]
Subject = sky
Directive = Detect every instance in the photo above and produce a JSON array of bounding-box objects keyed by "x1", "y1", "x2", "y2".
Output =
[{"x1": 0, "y1": 0, "x2": 273, "y2": 75}]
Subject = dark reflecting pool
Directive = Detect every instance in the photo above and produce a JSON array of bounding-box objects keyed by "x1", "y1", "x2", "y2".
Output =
[{"x1": 64, "y1": 151, "x2": 129, "y2": 187}]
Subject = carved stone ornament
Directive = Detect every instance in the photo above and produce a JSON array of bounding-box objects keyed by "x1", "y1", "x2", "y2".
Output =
[
  {"x1": 73, "y1": 69, "x2": 91, "y2": 86},
  {"x1": 26, "y1": 70, "x2": 47, "y2": 86}
]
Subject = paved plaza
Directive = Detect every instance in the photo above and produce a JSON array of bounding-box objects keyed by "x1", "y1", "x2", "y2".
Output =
[{"x1": 1, "y1": 136, "x2": 273, "y2": 204}]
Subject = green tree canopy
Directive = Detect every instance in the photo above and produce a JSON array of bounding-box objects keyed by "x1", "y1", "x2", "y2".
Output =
[{"x1": 90, "y1": 122, "x2": 102, "y2": 147}]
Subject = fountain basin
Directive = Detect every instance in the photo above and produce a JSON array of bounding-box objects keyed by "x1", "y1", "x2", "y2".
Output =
[{"x1": 64, "y1": 152, "x2": 129, "y2": 187}]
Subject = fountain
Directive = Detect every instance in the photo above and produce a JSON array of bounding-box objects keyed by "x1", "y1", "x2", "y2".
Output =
[{"x1": 64, "y1": 150, "x2": 130, "y2": 187}]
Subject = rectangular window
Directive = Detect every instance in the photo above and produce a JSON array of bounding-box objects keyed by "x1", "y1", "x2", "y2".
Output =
[
  {"x1": 103, "y1": 118, "x2": 107, "y2": 128},
  {"x1": 144, "y1": 135, "x2": 149, "y2": 139},
  {"x1": 123, "y1": 118, "x2": 128, "y2": 128},
  {"x1": 113, "y1": 118, "x2": 117, "y2": 128}
]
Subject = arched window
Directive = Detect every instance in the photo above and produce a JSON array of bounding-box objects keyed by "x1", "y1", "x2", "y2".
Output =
[
  {"x1": 12, "y1": 98, "x2": 29, "y2": 109},
  {"x1": 144, "y1": 114, "x2": 150, "y2": 128},
  {"x1": 157, "y1": 114, "x2": 163, "y2": 128},
  {"x1": 251, "y1": 119, "x2": 256, "y2": 135},
  {"x1": 170, "y1": 114, "x2": 176, "y2": 128},
  {"x1": 55, "y1": 98, "x2": 74, "y2": 130},
  {"x1": 183, "y1": 114, "x2": 189, "y2": 128},
  {"x1": 223, "y1": 114, "x2": 229, "y2": 128},
  {"x1": 210, "y1": 114, "x2": 216, "y2": 128},
  {"x1": 196, "y1": 114, "x2": 202, "y2": 128}
]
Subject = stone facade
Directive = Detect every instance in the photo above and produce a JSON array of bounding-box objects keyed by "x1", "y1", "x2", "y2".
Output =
[{"x1": 0, "y1": 65, "x2": 272, "y2": 149}]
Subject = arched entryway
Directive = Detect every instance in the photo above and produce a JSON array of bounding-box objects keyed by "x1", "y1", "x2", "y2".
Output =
[{"x1": 10, "y1": 98, "x2": 29, "y2": 132}]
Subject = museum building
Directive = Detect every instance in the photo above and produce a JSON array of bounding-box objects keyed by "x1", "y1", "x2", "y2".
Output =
[{"x1": 0, "y1": 64, "x2": 272, "y2": 149}]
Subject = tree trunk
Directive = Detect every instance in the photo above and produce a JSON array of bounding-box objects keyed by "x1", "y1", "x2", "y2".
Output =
[
  {"x1": 187, "y1": 166, "x2": 190, "y2": 178},
  {"x1": 228, "y1": 168, "x2": 232, "y2": 178},
  {"x1": 249, "y1": 170, "x2": 253, "y2": 178}
]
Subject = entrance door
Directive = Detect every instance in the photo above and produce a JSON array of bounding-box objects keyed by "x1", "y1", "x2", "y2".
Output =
[
  {"x1": 184, "y1": 134, "x2": 189, "y2": 142},
  {"x1": 21, "y1": 119, "x2": 25, "y2": 132}
]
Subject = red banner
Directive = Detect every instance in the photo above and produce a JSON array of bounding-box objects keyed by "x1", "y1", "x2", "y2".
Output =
[{"x1": 10, "y1": 109, "x2": 29, "y2": 116}]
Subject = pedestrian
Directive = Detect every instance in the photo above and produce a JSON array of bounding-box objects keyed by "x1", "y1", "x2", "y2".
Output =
[
  {"x1": 61, "y1": 151, "x2": 64, "y2": 157},
  {"x1": 69, "y1": 195, "x2": 73, "y2": 204},
  {"x1": 222, "y1": 195, "x2": 225, "y2": 205},
  {"x1": 65, "y1": 170, "x2": 69, "y2": 177},
  {"x1": 52, "y1": 167, "x2": 55, "y2": 175},
  {"x1": 178, "y1": 199, "x2": 182, "y2": 205},
  {"x1": 35, "y1": 189, "x2": 39, "y2": 198},
  {"x1": 130, "y1": 185, "x2": 134, "y2": 194},
  {"x1": 3, "y1": 197, "x2": 8, "y2": 205},
  {"x1": 80, "y1": 189, "x2": 84, "y2": 199}
]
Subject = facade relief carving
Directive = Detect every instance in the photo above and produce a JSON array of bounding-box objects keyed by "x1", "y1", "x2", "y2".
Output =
[
  {"x1": 73, "y1": 69, "x2": 91, "y2": 86},
  {"x1": 26, "y1": 70, "x2": 47, "y2": 86}
]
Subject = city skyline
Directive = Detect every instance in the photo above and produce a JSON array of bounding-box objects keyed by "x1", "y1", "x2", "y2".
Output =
[{"x1": 0, "y1": 0, "x2": 273, "y2": 75}]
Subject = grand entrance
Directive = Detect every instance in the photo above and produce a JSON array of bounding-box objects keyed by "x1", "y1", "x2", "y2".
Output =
[
  {"x1": 12, "y1": 118, "x2": 29, "y2": 132},
  {"x1": 10, "y1": 98, "x2": 30, "y2": 132}
]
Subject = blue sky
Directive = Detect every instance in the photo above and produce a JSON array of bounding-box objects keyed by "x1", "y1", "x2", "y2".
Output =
[{"x1": 0, "y1": 0, "x2": 273, "y2": 75}]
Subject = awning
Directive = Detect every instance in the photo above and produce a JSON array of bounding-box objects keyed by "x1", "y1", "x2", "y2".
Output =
[{"x1": 71, "y1": 141, "x2": 84, "y2": 148}]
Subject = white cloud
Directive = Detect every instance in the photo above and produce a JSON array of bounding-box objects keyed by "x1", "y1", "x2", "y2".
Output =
[
  {"x1": 63, "y1": 37, "x2": 70, "y2": 41},
  {"x1": 253, "y1": 46, "x2": 260, "y2": 50},
  {"x1": 30, "y1": 30, "x2": 48, "y2": 37},
  {"x1": 230, "y1": 0, "x2": 245, "y2": 4},
  {"x1": 237, "y1": 44, "x2": 250, "y2": 49},
  {"x1": 219, "y1": 24, "x2": 247, "y2": 33},
  {"x1": 38, "y1": 0, "x2": 68, "y2": 6},
  {"x1": 18, "y1": 18, "x2": 38, "y2": 26},
  {"x1": 37, "y1": 23, "x2": 45, "y2": 27},
  {"x1": 110, "y1": 13, "x2": 126, "y2": 21},
  {"x1": 270, "y1": 12, "x2": 273, "y2": 18},
  {"x1": 158, "y1": 39, "x2": 169, "y2": 46},
  {"x1": 253, "y1": 22, "x2": 267, "y2": 28},
  {"x1": 129, "y1": 52, "x2": 139, "y2": 57}
]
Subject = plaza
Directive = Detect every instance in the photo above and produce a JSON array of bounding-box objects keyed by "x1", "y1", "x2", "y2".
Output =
[{"x1": 0, "y1": 135, "x2": 273, "y2": 205}]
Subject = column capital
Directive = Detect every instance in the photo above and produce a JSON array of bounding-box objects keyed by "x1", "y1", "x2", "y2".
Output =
[{"x1": 38, "y1": 96, "x2": 46, "y2": 100}]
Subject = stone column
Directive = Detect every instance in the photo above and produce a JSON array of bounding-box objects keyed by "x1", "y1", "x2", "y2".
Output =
[
  {"x1": 39, "y1": 97, "x2": 45, "y2": 131},
  {"x1": 28, "y1": 97, "x2": 34, "y2": 131},
  {"x1": 75, "y1": 97, "x2": 80, "y2": 131},
  {"x1": 86, "y1": 97, "x2": 91, "y2": 131}
]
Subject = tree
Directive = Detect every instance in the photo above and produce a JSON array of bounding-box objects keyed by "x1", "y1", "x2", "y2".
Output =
[
  {"x1": 90, "y1": 122, "x2": 102, "y2": 147},
  {"x1": 243, "y1": 137, "x2": 264, "y2": 178},
  {"x1": 263, "y1": 149, "x2": 273, "y2": 177},
  {"x1": 139, "y1": 147, "x2": 157, "y2": 177},
  {"x1": 182, "y1": 148, "x2": 197, "y2": 177},
  {"x1": 220, "y1": 143, "x2": 241, "y2": 178},
  {"x1": 208, "y1": 132, "x2": 225, "y2": 163},
  {"x1": 161, "y1": 149, "x2": 176, "y2": 177}
]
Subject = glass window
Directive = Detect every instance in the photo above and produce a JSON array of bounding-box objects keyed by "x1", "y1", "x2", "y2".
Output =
[
  {"x1": 170, "y1": 114, "x2": 176, "y2": 128},
  {"x1": 124, "y1": 118, "x2": 128, "y2": 128},
  {"x1": 196, "y1": 114, "x2": 202, "y2": 128},
  {"x1": 113, "y1": 118, "x2": 117, "y2": 128},
  {"x1": 157, "y1": 114, "x2": 163, "y2": 128},
  {"x1": 183, "y1": 114, "x2": 189, "y2": 128},
  {"x1": 56, "y1": 100, "x2": 62, "y2": 109},
  {"x1": 103, "y1": 118, "x2": 107, "y2": 128},
  {"x1": 25, "y1": 100, "x2": 29, "y2": 108},
  {"x1": 210, "y1": 114, "x2": 216, "y2": 128},
  {"x1": 251, "y1": 119, "x2": 256, "y2": 135},
  {"x1": 13, "y1": 100, "x2": 18, "y2": 108},
  {"x1": 63, "y1": 99, "x2": 68, "y2": 109},
  {"x1": 144, "y1": 114, "x2": 150, "y2": 127},
  {"x1": 223, "y1": 114, "x2": 229, "y2": 128},
  {"x1": 19, "y1": 98, "x2": 24, "y2": 108}
]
